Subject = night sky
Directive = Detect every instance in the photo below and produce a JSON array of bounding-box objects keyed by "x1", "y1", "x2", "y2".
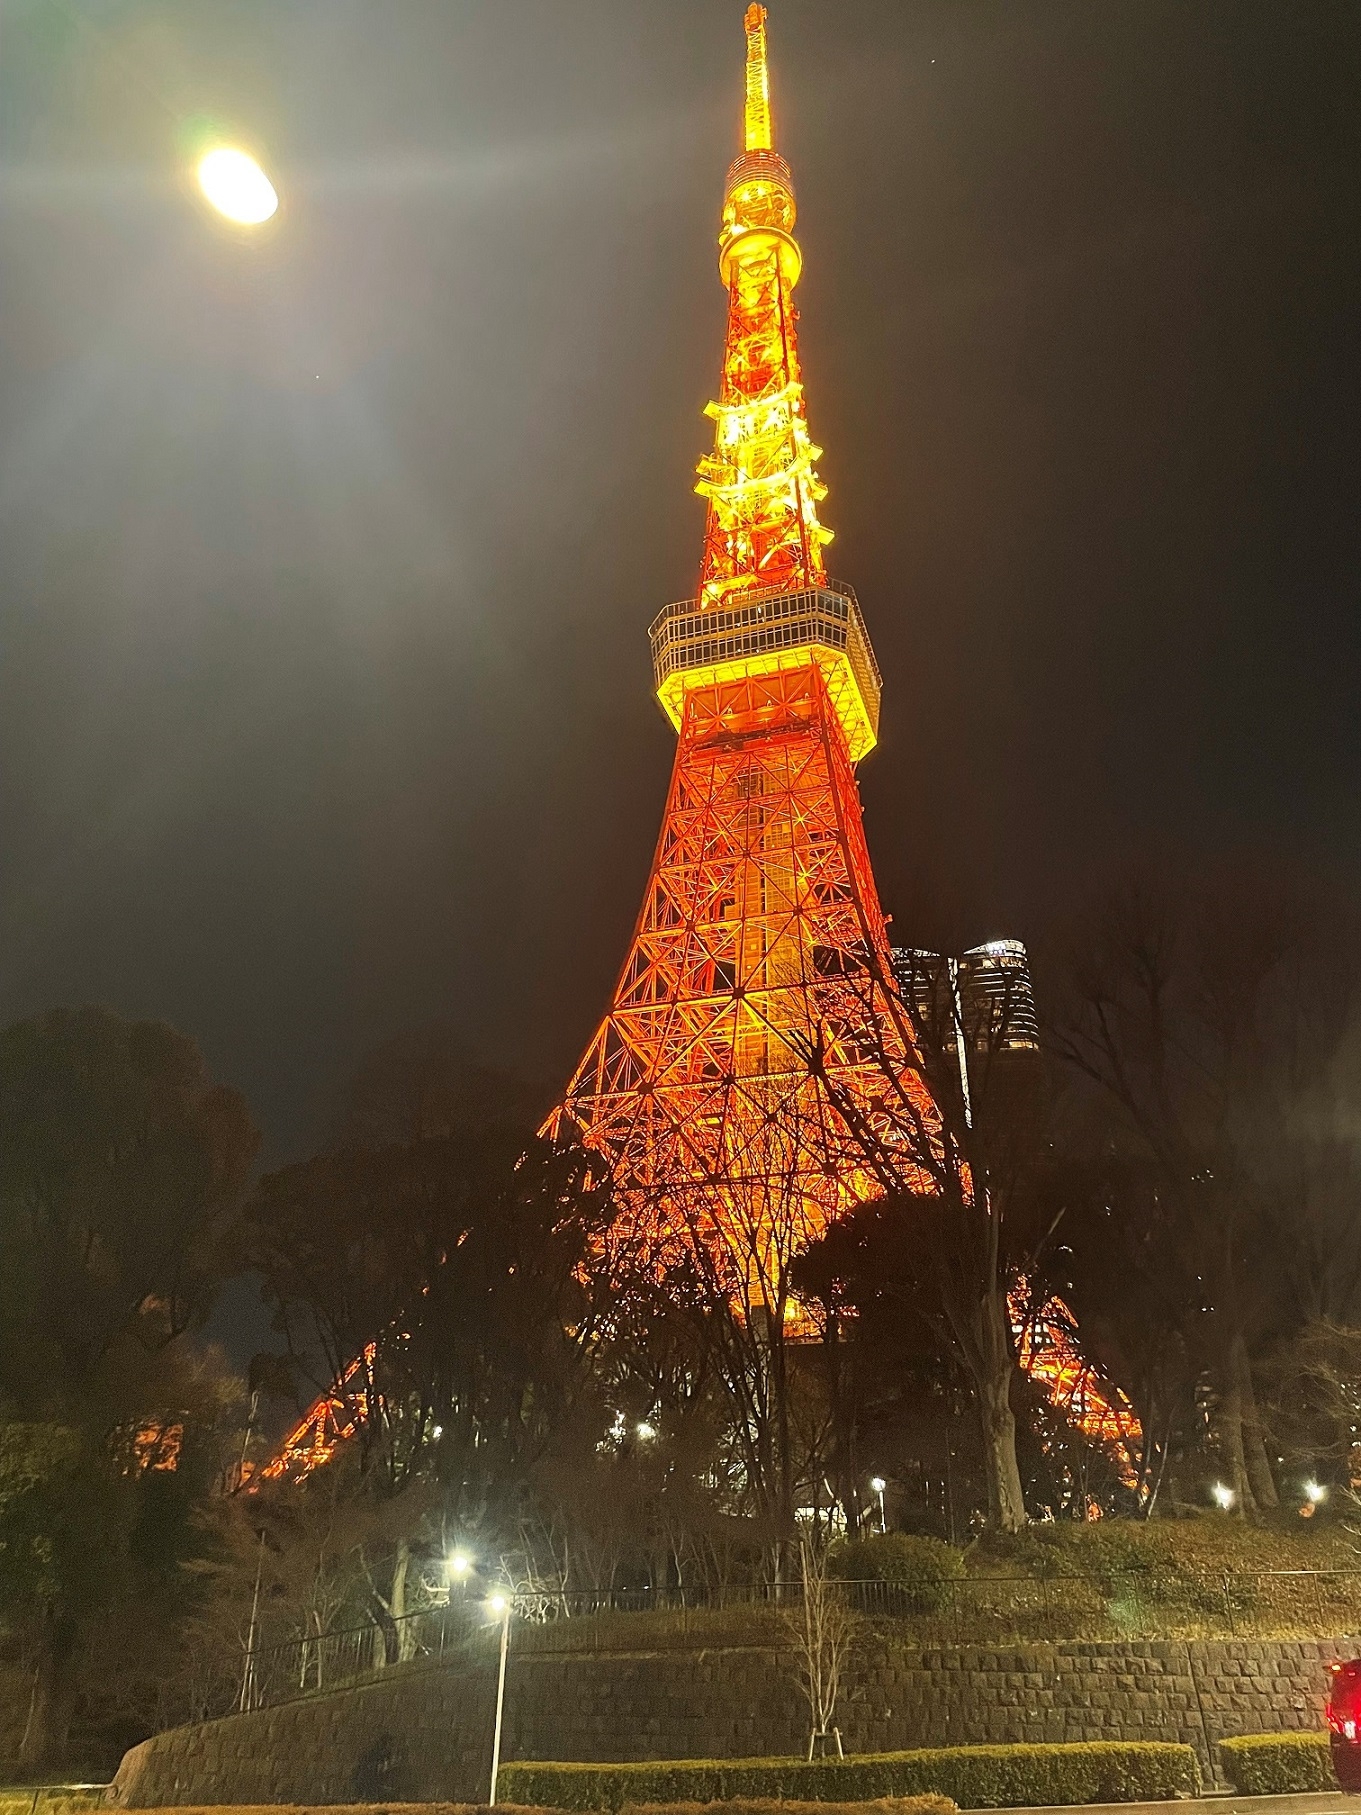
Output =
[{"x1": 2, "y1": 0, "x2": 1359, "y2": 1161}]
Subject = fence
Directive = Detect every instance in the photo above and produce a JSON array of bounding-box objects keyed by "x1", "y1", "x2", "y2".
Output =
[{"x1": 196, "y1": 1568, "x2": 1361, "y2": 1726}]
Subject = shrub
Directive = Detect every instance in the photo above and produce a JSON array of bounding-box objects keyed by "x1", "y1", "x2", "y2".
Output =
[
  {"x1": 1218, "y1": 1732, "x2": 1335, "y2": 1795},
  {"x1": 499, "y1": 1740, "x2": 1201, "y2": 1811},
  {"x1": 0, "y1": 1796, "x2": 111, "y2": 1815},
  {"x1": 622, "y1": 1799, "x2": 955, "y2": 1815},
  {"x1": 971, "y1": 1523, "x2": 1174, "y2": 1585},
  {"x1": 828, "y1": 1535, "x2": 964, "y2": 1613},
  {"x1": 829, "y1": 1533, "x2": 963, "y2": 1585}
]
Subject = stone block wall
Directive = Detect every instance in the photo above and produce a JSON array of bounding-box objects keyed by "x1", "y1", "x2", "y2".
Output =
[{"x1": 109, "y1": 1634, "x2": 1355, "y2": 1807}]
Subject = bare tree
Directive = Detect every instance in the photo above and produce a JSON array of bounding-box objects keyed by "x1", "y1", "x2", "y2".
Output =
[
  {"x1": 784, "y1": 1534, "x2": 860, "y2": 1758},
  {"x1": 1050, "y1": 861, "x2": 1361, "y2": 1514}
]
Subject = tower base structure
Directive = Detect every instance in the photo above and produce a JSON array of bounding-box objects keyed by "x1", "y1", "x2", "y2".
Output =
[{"x1": 551, "y1": 608, "x2": 935, "y2": 1299}]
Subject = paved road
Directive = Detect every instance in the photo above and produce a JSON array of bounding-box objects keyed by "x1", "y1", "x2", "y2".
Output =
[{"x1": 975, "y1": 1797, "x2": 1350, "y2": 1815}]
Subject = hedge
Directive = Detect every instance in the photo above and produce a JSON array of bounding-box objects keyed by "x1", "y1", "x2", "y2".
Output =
[
  {"x1": 1218, "y1": 1732, "x2": 1335, "y2": 1795},
  {"x1": 499, "y1": 1741, "x2": 1202, "y2": 1811},
  {"x1": 623, "y1": 1800, "x2": 955, "y2": 1815},
  {"x1": 81, "y1": 1807, "x2": 549, "y2": 1815},
  {"x1": 0, "y1": 1793, "x2": 110, "y2": 1815}
]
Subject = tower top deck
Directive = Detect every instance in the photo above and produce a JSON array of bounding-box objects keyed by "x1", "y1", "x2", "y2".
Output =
[{"x1": 657, "y1": 5, "x2": 881, "y2": 759}]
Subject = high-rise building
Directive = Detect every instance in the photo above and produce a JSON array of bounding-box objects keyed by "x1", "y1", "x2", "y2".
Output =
[
  {"x1": 891, "y1": 940, "x2": 1039, "y2": 1072},
  {"x1": 548, "y1": 6, "x2": 935, "y2": 1295}
]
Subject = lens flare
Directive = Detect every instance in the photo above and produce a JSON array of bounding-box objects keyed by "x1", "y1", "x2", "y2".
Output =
[{"x1": 198, "y1": 147, "x2": 278, "y2": 224}]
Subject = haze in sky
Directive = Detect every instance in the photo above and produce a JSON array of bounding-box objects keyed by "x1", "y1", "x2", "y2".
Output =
[{"x1": 2, "y1": 0, "x2": 1358, "y2": 1156}]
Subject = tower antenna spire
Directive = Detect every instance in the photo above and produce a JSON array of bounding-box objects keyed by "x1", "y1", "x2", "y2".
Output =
[{"x1": 743, "y1": 4, "x2": 773, "y2": 151}]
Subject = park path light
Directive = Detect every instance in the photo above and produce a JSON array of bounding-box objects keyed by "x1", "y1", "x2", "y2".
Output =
[
  {"x1": 1212, "y1": 1482, "x2": 1236, "y2": 1511},
  {"x1": 198, "y1": 145, "x2": 278, "y2": 224},
  {"x1": 447, "y1": 1551, "x2": 472, "y2": 1579},
  {"x1": 487, "y1": 1591, "x2": 512, "y2": 1806},
  {"x1": 870, "y1": 1475, "x2": 887, "y2": 1532},
  {"x1": 1305, "y1": 1481, "x2": 1328, "y2": 1505}
]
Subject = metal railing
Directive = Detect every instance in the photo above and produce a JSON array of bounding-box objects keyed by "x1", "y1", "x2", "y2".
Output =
[
  {"x1": 648, "y1": 579, "x2": 882, "y2": 744},
  {"x1": 193, "y1": 1568, "x2": 1361, "y2": 1728}
]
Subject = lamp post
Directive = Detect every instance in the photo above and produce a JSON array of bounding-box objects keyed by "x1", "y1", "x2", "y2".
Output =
[
  {"x1": 238, "y1": 1526, "x2": 267, "y2": 1712},
  {"x1": 487, "y1": 1593, "x2": 511, "y2": 1806},
  {"x1": 870, "y1": 1476, "x2": 887, "y2": 1533}
]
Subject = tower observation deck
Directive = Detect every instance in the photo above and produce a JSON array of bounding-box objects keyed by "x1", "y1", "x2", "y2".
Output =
[{"x1": 550, "y1": 4, "x2": 936, "y2": 1296}]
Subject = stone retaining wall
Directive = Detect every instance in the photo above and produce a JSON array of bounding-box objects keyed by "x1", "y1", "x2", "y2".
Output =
[{"x1": 109, "y1": 1635, "x2": 1354, "y2": 1807}]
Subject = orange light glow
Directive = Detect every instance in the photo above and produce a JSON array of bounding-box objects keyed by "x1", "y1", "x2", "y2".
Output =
[
  {"x1": 693, "y1": 7, "x2": 834, "y2": 639},
  {"x1": 1012, "y1": 1286, "x2": 1143, "y2": 1486},
  {"x1": 131, "y1": 1420, "x2": 183, "y2": 1473},
  {"x1": 260, "y1": 1344, "x2": 374, "y2": 1485},
  {"x1": 743, "y1": 5, "x2": 773, "y2": 153}
]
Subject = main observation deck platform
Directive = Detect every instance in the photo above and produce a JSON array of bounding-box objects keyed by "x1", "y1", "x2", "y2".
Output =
[{"x1": 648, "y1": 580, "x2": 881, "y2": 760}]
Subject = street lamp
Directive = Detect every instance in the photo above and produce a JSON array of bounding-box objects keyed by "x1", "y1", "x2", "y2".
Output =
[
  {"x1": 197, "y1": 146, "x2": 278, "y2": 224},
  {"x1": 487, "y1": 1592, "x2": 512, "y2": 1806},
  {"x1": 870, "y1": 1476, "x2": 887, "y2": 1533},
  {"x1": 1211, "y1": 1482, "x2": 1236, "y2": 1511},
  {"x1": 447, "y1": 1551, "x2": 472, "y2": 1580},
  {"x1": 1305, "y1": 1482, "x2": 1328, "y2": 1505}
]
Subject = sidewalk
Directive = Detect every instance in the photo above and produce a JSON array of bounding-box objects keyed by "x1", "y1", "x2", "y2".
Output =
[{"x1": 972, "y1": 1797, "x2": 1350, "y2": 1815}]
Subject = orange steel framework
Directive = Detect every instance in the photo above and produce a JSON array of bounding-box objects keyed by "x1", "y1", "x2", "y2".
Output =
[
  {"x1": 548, "y1": 4, "x2": 934, "y2": 1296},
  {"x1": 1013, "y1": 1288, "x2": 1142, "y2": 1487},
  {"x1": 265, "y1": 5, "x2": 1140, "y2": 1483},
  {"x1": 251, "y1": 1346, "x2": 374, "y2": 1487}
]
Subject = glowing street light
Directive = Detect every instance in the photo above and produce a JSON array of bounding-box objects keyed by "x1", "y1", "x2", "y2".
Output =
[
  {"x1": 447, "y1": 1551, "x2": 472, "y2": 1579},
  {"x1": 487, "y1": 1592, "x2": 512, "y2": 1806},
  {"x1": 1305, "y1": 1481, "x2": 1328, "y2": 1505},
  {"x1": 1211, "y1": 1482, "x2": 1236, "y2": 1511},
  {"x1": 197, "y1": 146, "x2": 278, "y2": 224},
  {"x1": 870, "y1": 1475, "x2": 887, "y2": 1532}
]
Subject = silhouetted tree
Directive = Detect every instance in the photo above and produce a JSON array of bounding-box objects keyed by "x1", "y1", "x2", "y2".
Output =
[
  {"x1": 1050, "y1": 862, "x2": 1361, "y2": 1513},
  {"x1": 246, "y1": 1129, "x2": 614, "y2": 1517},
  {"x1": 797, "y1": 952, "x2": 1052, "y2": 1531},
  {"x1": 0, "y1": 1006, "x2": 257, "y2": 1767}
]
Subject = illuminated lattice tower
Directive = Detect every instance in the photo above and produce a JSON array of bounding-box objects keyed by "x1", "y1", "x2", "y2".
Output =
[{"x1": 551, "y1": 6, "x2": 936, "y2": 1304}]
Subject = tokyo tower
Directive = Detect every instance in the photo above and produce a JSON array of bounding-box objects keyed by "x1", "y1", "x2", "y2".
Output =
[
  {"x1": 261, "y1": 7, "x2": 1141, "y2": 1486},
  {"x1": 551, "y1": 5, "x2": 936, "y2": 1304}
]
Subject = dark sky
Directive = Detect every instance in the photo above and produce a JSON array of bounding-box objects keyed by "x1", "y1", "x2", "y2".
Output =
[{"x1": 2, "y1": 0, "x2": 1359, "y2": 1159}]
